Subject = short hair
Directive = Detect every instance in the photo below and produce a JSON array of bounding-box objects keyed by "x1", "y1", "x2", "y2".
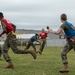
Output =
[
  {"x1": 35, "y1": 33, "x2": 38, "y2": 36},
  {"x1": 60, "y1": 14, "x2": 67, "y2": 21},
  {"x1": 0, "y1": 12, "x2": 4, "y2": 18},
  {"x1": 42, "y1": 29, "x2": 44, "y2": 31}
]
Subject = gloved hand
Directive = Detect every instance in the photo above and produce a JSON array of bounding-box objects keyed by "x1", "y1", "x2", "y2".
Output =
[{"x1": 47, "y1": 26, "x2": 49, "y2": 29}]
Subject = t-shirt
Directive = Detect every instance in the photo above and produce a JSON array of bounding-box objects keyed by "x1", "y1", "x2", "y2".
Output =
[
  {"x1": 30, "y1": 35, "x2": 37, "y2": 42},
  {"x1": 40, "y1": 32, "x2": 47, "y2": 39},
  {"x1": 60, "y1": 24, "x2": 70, "y2": 31},
  {"x1": 60, "y1": 22, "x2": 75, "y2": 38}
]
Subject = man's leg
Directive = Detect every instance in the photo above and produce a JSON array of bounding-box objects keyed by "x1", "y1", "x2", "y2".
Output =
[
  {"x1": 10, "y1": 36, "x2": 36, "y2": 59},
  {"x1": 39, "y1": 40, "x2": 46, "y2": 54},
  {"x1": 31, "y1": 43, "x2": 36, "y2": 52},
  {"x1": 59, "y1": 42, "x2": 72, "y2": 73},
  {"x1": 0, "y1": 46, "x2": 2, "y2": 59},
  {"x1": 25, "y1": 42, "x2": 31, "y2": 50},
  {"x1": 2, "y1": 39, "x2": 14, "y2": 69}
]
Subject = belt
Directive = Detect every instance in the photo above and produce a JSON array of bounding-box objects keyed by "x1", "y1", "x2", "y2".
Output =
[
  {"x1": 41, "y1": 38, "x2": 46, "y2": 41},
  {"x1": 7, "y1": 31, "x2": 16, "y2": 36},
  {"x1": 67, "y1": 36, "x2": 75, "y2": 43}
]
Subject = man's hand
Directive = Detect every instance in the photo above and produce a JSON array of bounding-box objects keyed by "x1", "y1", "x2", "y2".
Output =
[
  {"x1": 49, "y1": 29, "x2": 53, "y2": 32},
  {"x1": 1, "y1": 36, "x2": 4, "y2": 38},
  {"x1": 47, "y1": 28, "x2": 53, "y2": 33}
]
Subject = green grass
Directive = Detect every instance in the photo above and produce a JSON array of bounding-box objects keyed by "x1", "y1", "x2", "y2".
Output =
[{"x1": 0, "y1": 46, "x2": 75, "y2": 75}]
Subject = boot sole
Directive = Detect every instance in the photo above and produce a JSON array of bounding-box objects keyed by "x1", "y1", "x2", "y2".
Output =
[
  {"x1": 59, "y1": 70, "x2": 69, "y2": 73},
  {"x1": 4, "y1": 66, "x2": 14, "y2": 69}
]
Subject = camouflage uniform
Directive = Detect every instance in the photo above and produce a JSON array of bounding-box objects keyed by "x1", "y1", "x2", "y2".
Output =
[
  {"x1": 0, "y1": 46, "x2": 2, "y2": 57},
  {"x1": 0, "y1": 12, "x2": 36, "y2": 68},
  {"x1": 60, "y1": 24, "x2": 75, "y2": 64},
  {"x1": 2, "y1": 33, "x2": 35, "y2": 62},
  {"x1": 39, "y1": 29, "x2": 47, "y2": 54},
  {"x1": 25, "y1": 40, "x2": 36, "y2": 52},
  {"x1": 25, "y1": 34, "x2": 39, "y2": 52},
  {"x1": 61, "y1": 39, "x2": 75, "y2": 64},
  {"x1": 39, "y1": 38, "x2": 46, "y2": 53}
]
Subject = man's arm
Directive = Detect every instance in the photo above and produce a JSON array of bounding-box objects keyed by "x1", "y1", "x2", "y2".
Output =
[
  {"x1": 35, "y1": 39, "x2": 41, "y2": 45},
  {"x1": 47, "y1": 26, "x2": 63, "y2": 35},
  {"x1": 0, "y1": 21, "x2": 7, "y2": 37},
  {"x1": 51, "y1": 28, "x2": 63, "y2": 35},
  {"x1": 73, "y1": 26, "x2": 75, "y2": 30},
  {"x1": 11, "y1": 23, "x2": 16, "y2": 32}
]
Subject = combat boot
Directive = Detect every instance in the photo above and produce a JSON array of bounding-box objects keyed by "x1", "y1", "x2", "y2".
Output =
[
  {"x1": 4, "y1": 61, "x2": 14, "y2": 69},
  {"x1": 25, "y1": 50, "x2": 36, "y2": 59},
  {"x1": 59, "y1": 64, "x2": 69, "y2": 73}
]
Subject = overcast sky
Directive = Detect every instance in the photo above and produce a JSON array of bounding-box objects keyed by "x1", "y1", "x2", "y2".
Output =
[{"x1": 0, "y1": 0, "x2": 75, "y2": 30}]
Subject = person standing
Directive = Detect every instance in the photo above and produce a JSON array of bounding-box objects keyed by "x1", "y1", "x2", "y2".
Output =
[
  {"x1": 25, "y1": 34, "x2": 39, "y2": 52},
  {"x1": 47, "y1": 13, "x2": 75, "y2": 73},
  {"x1": 0, "y1": 12, "x2": 36, "y2": 69},
  {"x1": 38, "y1": 29, "x2": 48, "y2": 54}
]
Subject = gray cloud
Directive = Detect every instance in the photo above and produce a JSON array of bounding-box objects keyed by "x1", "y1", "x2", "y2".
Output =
[{"x1": 0, "y1": 0, "x2": 75, "y2": 30}]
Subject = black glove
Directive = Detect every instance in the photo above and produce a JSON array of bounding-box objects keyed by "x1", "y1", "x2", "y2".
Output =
[{"x1": 47, "y1": 26, "x2": 49, "y2": 29}]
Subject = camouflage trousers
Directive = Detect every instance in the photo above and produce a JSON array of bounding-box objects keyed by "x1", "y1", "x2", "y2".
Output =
[
  {"x1": 61, "y1": 39, "x2": 75, "y2": 64},
  {"x1": 2, "y1": 33, "x2": 30, "y2": 62},
  {"x1": 39, "y1": 38, "x2": 46, "y2": 52},
  {"x1": 25, "y1": 41, "x2": 36, "y2": 51},
  {"x1": 0, "y1": 46, "x2": 2, "y2": 57}
]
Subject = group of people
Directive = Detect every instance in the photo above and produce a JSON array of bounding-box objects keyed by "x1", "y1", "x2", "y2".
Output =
[
  {"x1": 0, "y1": 12, "x2": 75, "y2": 73},
  {"x1": 0, "y1": 12, "x2": 48, "y2": 69},
  {"x1": 25, "y1": 28, "x2": 48, "y2": 54}
]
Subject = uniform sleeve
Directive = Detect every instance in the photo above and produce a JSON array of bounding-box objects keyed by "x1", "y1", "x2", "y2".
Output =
[
  {"x1": 1, "y1": 21, "x2": 6, "y2": 31},
  {"x1": 60, "y1": 24, "x2": 66, "y2": 30},
  {"x1": 11, "y1": 23, "x2": 16, "y2": 32},
  {"x1": 60, "y1": 24, "x2": 70, "y2": 31}
]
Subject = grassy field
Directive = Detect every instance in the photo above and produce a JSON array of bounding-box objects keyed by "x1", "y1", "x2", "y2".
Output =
[{"x1": 0, "y1": 46, "x2": 75, "y2": 75}]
